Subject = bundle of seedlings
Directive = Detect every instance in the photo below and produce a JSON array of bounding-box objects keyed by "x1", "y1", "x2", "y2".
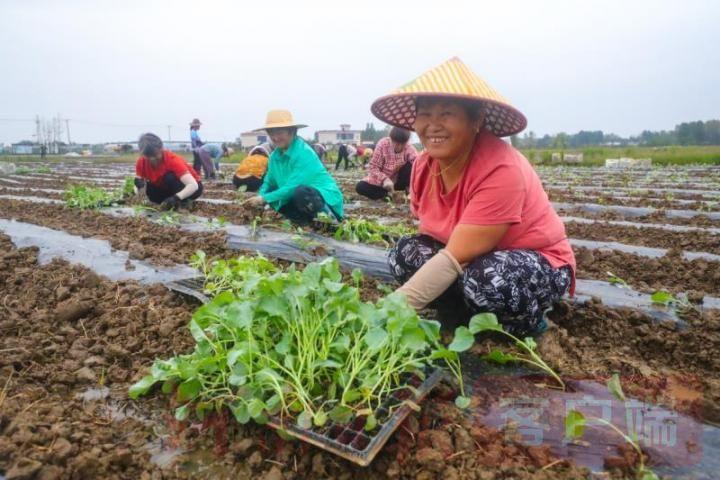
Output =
[{"x1": 130, "y1": 255, "x2": 471, "y2": 433}]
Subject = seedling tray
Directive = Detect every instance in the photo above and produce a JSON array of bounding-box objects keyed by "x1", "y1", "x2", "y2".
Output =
[
  {"x1": 165, "y1": 276, "x2": 444, "y2": 466},
  {"x1": 266, "y1": 368, "x2": 444, "y2": 466}
]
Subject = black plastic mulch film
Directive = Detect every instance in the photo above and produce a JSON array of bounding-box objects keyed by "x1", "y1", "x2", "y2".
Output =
[{"x1": 165, "y1": 277, "x2": 443, "y2": 466}]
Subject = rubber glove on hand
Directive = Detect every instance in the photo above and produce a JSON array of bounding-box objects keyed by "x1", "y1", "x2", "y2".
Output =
[{"x1": 160, "y1": 195, "x2": 181, "y2": 211}]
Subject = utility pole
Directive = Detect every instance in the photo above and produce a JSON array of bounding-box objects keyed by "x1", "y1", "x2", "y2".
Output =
[
  {"x1": 35, "y1": 115, "x2": 41, "y2": 145},
  {"x1": 65, "y1": 119, "x2": 71, "y2": 145},
  {"x1": 167, "y1": 125, "x2": 172, "y2": 142}
]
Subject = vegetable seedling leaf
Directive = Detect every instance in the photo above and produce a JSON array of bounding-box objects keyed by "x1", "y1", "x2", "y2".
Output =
[
  {"x1": 448, "y1": 326, "x2": 474, "y2": 352},
  {"x1": 313, "y1": 410, "x2": 328, "y2": 427},
  {"x1": 483, "y1": 349, "x2": 516, "y2": 364},
  {"x1": 468, "y1": 312, "x2": 502, "y2": 334},
  {"x1": 607, "y1": 373, "x2": 626, "y2": 401},
  {"x1": 175, "y1": 404, "x2": 190, "y2": 421},
  {"x1": 328, "y1": 405, "x2": 353, "y2": 424},
  {"x1": 128, "y1": 375, "x2": 157, "y2": 399},
  {"x1": 455, "y1": 396, "x2": 471, "y2": 409},
  {"x1": 565, "y1": 410, "x2": 586, "y2": 439},
  {"x1": 364, "y1": 414, "x2": 378, "y2": 431},
  {"x1": 297, "y1": 410, "x2": 313, "y2": 429},
  {"x1": 176, "y1": 379, "x2": 202, "y2": 402},
  {"x1": 364, "y1": 327, "x2": 388, "y2": 350},
  {"x1": 650, "y1": 290, "x2": 675, "y2": 306}
]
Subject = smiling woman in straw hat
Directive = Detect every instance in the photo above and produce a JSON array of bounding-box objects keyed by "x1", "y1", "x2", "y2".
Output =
[
  {"x1": 244, "y1": 110, "x2": 343, "y2": 225},
  {"x1": 372, "y1": 57, "x2": 576, "y2": 337}
]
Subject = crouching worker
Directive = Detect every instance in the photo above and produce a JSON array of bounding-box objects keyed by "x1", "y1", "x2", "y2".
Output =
[
  {"x1": 356, "y1": 127, "x2": 417, "y2": 200},
  {"x1": 372, "y1": 58, "x2": 575, "y2": 336},
  {"x1": 243, "y1": 110, "x2": 343, "y2": 225},
  {"x1": 232, "y1": 145, "x2": 269, "y2": 192},
  {"x1": 134, "y1": 133, "x2": 203, "y2": 210}
]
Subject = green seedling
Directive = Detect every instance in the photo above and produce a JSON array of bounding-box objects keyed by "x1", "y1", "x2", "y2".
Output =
[
  {"x1": 469, "y1": 313, "x2": 565, "y2": 390},
  {"x1": 64, "y1": 185, "x2": 120, "y2": 210},
  {"x1": 130, "y1": 256, "x2": 473, "y2": 430},
  {"x1": 291, "y1": 234, "x2": 323, "y2": 252},
  {"x1": 565, "y1": 374, "x2": 658, "y2": 480},
  {"x1": 35, "y1": 166, "x2": 52, "y2": 174},
  {"x1": 118, "y1": 176, "x2": 136, "y2": 199},
  {"x1": 13, "y1": 167, "x2": 33, "y2": 175},
  {"x1": 333, "y1": 218, "x2": 415, "y2": 247},
  {"x1": 156, "y1": 211, "x2": 181, "y2": 226},
  {"x1": 207, "y1": 217, "x2": 228, "y2": 229},
  {"x1": 607, "y1": 271, "x2": 629, "y2": 288},
  {"x1": 132, "y1": 205, "x2": 157, "y2": 216},
  {"x1": 650, "y1": 290, "x2": 699, "y2": 314}
]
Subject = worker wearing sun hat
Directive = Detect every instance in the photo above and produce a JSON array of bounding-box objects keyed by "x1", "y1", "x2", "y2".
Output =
[
  {"x1": 374, "y1": 57, "x2": 576, "y2": 337},
  {"x1": 244, "y1": 110, "x2": 344, "y2": 225}
]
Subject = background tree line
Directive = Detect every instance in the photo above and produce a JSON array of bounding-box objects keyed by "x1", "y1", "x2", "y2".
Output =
[{"x1": 510, "y1": 119, "x2": 720, "y2": 149}]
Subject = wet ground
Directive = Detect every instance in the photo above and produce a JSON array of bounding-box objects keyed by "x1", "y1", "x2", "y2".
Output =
[{"x1": 1, "y1": 160, "x2": 720, "y2": 479}]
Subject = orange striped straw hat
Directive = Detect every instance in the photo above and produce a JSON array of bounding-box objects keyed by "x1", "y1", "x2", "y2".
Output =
[{"x1": 371, "y1": 57, "x2": 527, "y2": 137}]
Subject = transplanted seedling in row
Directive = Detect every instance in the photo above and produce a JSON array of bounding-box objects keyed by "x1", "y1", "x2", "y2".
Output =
[
  {"x1": 333, "y1": 218, "x2": 416, "y2": 247},
  {"x1": 650, "y1": 290, "x2": 700, "y2": 314},
  {"x1": 565, "y1": 374, "x2": 658, "y2": 480},
  {"x1": 156, "y1": 211, "x2": 181, "y2": 226},
  {"x1": 207, "y1": 217, "x2": 228, "y2": 229},
  {"x1": 468, "y1": 313, "x2": 565, "y2": 390},
  {"x1": 130, "y1": 256, "x2": 474, "y2": 434},
  {"x1": 607, "y1": 271, "x2": 629, "y2": 288}
]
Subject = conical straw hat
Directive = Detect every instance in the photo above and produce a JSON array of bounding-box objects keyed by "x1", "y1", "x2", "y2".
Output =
[
  {"x1": 254, "y1": 109, "x2": 307, "y2": 132},
  {"x1": 371, "y1": 57, "x2": 527, "y2": 137}
]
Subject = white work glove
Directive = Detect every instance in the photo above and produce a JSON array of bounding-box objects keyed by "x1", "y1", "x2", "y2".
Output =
[
  {"x1": 382, "y1": 177, "x2": 395, "y2": 192},
  {"x1": 244, "y1": 195, "x2": 266, "y2": 208},
  {"x1": 396, "y1": 249, "x2": 463, "y2": 310}
]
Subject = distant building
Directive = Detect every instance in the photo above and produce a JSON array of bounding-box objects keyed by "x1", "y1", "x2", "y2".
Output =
[
  {"x1": 11, "y1": 142, "x2": 37, "y2": 154},
  {"x1": 239, "y1": 131, "x2": 269, "y2": 149},
  {"x1": 316, "y1": 124, "x2": 362, "y2": 145}
]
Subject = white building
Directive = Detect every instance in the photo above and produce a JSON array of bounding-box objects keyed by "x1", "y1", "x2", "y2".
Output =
[
  {"x1": 239, "y1": 131, "x2": 269, "y2": 149},
  {"x1": 316, "y1": 124, "x2": 362, "y2": 146}
]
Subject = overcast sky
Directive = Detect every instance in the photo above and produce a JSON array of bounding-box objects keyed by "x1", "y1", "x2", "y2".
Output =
[{"x1": 1, "y1": 0, "x2": 718, "y2": 144}]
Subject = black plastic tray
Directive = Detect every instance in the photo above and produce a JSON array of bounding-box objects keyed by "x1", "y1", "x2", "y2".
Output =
[{"x1": 266, "y1": 368, "x2": 443, "y2": 466}]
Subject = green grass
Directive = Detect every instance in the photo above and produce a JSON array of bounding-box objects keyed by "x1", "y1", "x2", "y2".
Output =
[{"x1": 522, "y1": 145, "x2": 720, "y2": 166}]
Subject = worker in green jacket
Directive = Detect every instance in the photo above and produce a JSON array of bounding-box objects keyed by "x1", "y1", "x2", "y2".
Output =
[{"x1": 244, "y1": 110, "x2": 344, "y2": 225}]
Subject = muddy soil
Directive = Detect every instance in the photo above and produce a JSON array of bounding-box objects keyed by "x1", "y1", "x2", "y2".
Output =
[
  {"x1": 0, "y1": 233, "x2": 592, "y2": 480},
  {"x1": 574, "y1": 246, "x2": 720, "y2": 297},
  {"x1": 0, "y1": 199, "x2": 232, "y2": 266},
  {"x1": 566, "y1": 221, "x2": 720, "y2": 255},
  {"x1": 0, "y1": 188, "x2": 64, "y2": 200}
]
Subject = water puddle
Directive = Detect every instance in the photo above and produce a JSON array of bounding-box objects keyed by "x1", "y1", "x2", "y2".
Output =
[
  {"x1": 461, "y1": 355, "x2": 720, "y2": 477},
  {"x1": 0, "y1": 194, "x2": 62, "y2": 204},
  {"x1": 0, "y1": 219, "x2": 198, "y2": 283}
]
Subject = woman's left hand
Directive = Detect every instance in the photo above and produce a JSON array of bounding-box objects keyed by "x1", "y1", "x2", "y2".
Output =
[{"x1": 244, "y1": 195, "x2": 266, "y2": 208}]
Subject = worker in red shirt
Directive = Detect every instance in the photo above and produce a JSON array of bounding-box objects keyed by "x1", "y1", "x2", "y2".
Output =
[{"x1": 134, "y1": 133, "x2": 203, "y2": 209}]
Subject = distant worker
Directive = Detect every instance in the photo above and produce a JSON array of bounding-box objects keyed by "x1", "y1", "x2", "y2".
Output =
[
  {"x1": 189, "y1": 118, "x2": 213, "y2": 177},
  {"x1": 197, "y1": 143, "x2": 232, "y2": 178},
  {"x1": 312, "y1": 143, "x2": 326, "y2": 161},
  {"x1": 134, "y1": 133, "x2": 203, "y2": 210},
  {"x1": 335, "y1": 142, "x2": 356, "y2": 170},
  {"x1": 355, "y1": 127, "x2": 417, "y2": 200},
  {"x1": 40, "y1": 144, "x2": 47, "y2": 160},
  {"x1": 233, "y1": 145, "x2": 269, "y2": 192},
  {"x1": 244, "y1": 110, "x2": 343, "y2": 225}
]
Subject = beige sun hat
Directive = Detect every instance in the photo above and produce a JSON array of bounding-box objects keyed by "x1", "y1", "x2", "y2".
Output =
[
  {"x1": 371, "y1": 57, "x2": 527, "y2": 137},
  {"x1": 254, "y1": 109, "x2": 307, "y2": 132}
]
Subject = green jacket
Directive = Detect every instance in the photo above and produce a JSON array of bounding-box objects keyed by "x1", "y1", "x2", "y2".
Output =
[{"x1": 259, "y1": 137, "x2": 344, "y2": 219}]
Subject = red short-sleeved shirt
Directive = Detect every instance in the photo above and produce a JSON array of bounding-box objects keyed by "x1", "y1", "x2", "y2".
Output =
[
  {"x1": 410, "y1": 129, "x2": 576, "y2": 292},
  {"x1": 135, "y1": 150, "x2": 200, "y2": 186}
]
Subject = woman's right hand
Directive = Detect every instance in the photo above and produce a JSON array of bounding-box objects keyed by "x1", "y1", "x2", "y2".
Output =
[{"x1": 382, "y1": 177, "x2": 395, "y2": 192}]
